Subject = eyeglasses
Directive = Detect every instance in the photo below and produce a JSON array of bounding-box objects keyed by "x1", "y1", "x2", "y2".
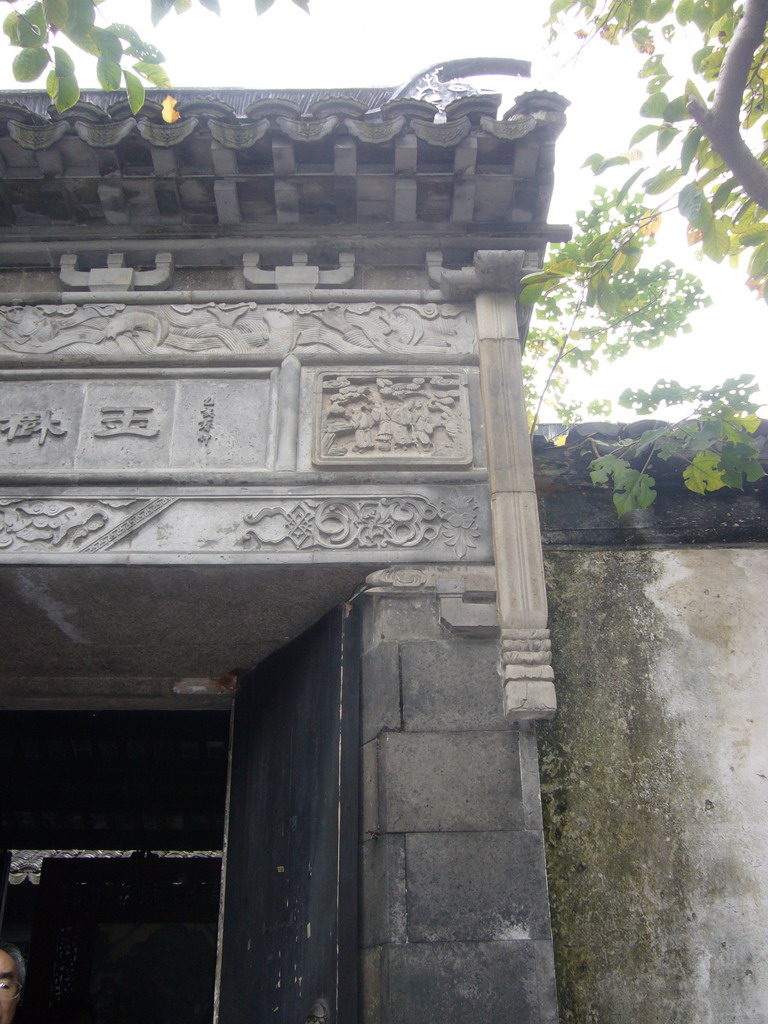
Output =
[{"x1": 0, "y1": 981, "x2": 20, "y2": 1001}]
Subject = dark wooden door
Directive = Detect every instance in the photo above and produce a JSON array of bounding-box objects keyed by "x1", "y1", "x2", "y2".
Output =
[{"x1": 216, "y1": 604, "x2": 360, "y2": 1024}]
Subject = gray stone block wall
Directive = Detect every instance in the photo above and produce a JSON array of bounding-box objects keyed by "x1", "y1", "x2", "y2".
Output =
[{"x1": 359, "y1": 590, "x2": 558, "y2": 1024}]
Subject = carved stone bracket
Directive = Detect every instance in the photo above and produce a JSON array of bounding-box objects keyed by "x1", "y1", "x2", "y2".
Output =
[
  {"x1": 242, "y1": 252, "x2": 355, "y2": 290},
  {"x1": 427, "y1": 250, "x2": 529, "y2": 300},
  {"x1": 501, "y1": 628, "x2": 556, "y2": 721},
  {"x1": 59, "y1": 253, "x2": 174, "y2": 292}
]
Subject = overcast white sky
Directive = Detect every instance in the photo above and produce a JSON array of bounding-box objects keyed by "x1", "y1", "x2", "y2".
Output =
[{"x1": 1, "y1": 0, "x2": 765, "y2": 419}]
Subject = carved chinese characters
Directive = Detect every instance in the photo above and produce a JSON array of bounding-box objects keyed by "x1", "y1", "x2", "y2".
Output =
[
  {"x1": 0, "y1": 378, "x2": 271, "y2": 473},
  {"x1": 93, "y1": 406, "x2": 160, "y2": 439},
  {"x1": 0, "y1": 302, "x2": 475, "y2": 365},
  {"x1": 197, "y1": 398, "x2": 215, "y2": 447},
  {"x1": 0, "y1": 409, "x2": 67, "y2": 445},
  {"x1": 315, "y1": 372, "x2": 472, "y2": 466}
]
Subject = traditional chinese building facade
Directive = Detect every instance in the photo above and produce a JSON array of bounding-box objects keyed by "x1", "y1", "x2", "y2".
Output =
[{"x1": 0, "y1": 62, "x2": 570, "y2": 1024}]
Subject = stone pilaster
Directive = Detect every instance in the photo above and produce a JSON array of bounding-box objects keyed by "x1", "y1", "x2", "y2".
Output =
[
  {"x1": 475, "y1": 276, "x2": 556, "y2": 721},
  {"x1": 358, "y1": 571, "x2": 558, "y2": 1024}
]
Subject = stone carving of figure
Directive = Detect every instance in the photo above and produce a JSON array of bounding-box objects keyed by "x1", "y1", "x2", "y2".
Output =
[
  {"x1": 410, "y1": 399, "x2": 435, "y2": 449},
  {"x1": 350, "y1": 403, "x2": 379, "y2": 452},
  {"x1": 389, "y1": 403, "x2": 415, "y2": 450}
]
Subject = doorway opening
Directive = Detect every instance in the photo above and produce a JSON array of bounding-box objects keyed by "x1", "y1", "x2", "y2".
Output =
[{"x1": 0, "y1": 710, "x2": 230, "y2": 1024}]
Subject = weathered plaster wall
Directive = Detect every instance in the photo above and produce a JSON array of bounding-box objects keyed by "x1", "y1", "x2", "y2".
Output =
[{"x1": 540, "y1": 547, "x2": 768, "y2": 1024}]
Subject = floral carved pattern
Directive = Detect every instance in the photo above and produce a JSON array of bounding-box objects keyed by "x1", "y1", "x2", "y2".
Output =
[{"x1": 241, "y1": 495, "x2": 480, "y2": 558}]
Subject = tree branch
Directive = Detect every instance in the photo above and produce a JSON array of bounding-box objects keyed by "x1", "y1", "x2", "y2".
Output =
[{"x1": 688, "y1": 0, "x2": 768, "y2": 210}]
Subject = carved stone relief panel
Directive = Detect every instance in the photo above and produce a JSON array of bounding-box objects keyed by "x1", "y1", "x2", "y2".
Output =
[
  {"x1": 0, "y1": 302, "x2": 476, "y2": 366},
  {"x1": 0, "y1": 376, "x2": 272, "y2": 476},
  {"x1": 0, "y1": 487, "x2": 491, "y2": 563},
  {"x1": 314, "y1": 371, "x2": 472, "y2": 466}
]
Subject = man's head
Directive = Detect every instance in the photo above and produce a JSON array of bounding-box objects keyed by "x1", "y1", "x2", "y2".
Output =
[{"x1": 0, "y1": 943, "x2": 24, "y2": 1024}]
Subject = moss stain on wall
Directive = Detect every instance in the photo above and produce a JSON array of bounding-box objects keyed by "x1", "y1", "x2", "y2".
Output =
[{"x1": 539, "y1": 550, "x2": 696, "y2": 1024}]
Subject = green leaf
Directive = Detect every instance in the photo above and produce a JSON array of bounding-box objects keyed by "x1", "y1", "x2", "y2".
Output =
[
  {"x1": 42, "y1": 0, "x2": 69, "y2": 30},
  {"x1": 678, "y1": 182, "x2": 702, "y2": 222},
  {"x1": 12, "y1": 46, "x2": 50, "y2": 82},
  {"x1": 690, "y1": 0, "x2": 715, "y2": 31},
  {"x1": 710, "y1": 179, "x2": 738, "y2": 213},
  {"x1": 737, "y1": 224, "x2": 768, "y2": 246},
  {"x1": 683, "y1": 451, "x2": 724, "y2": 493},
  {"x1": 133, "y1": 60, "x2": 172, "y2": 88},
  {"x1": 656, "y1": 126, "x2": 679, "y2": 153},
  {"x1": 615, "y1": 167, "x2": 645, "y2": 206},
  {"x1": 64, "y1": 0, "x2": 95, "y2": 37},
  {"x1": 198, "y1": 0, "x2": 221, "y2": 9},
  {"x1": 3, "y1": 12, "x2": 21, "y2": 46},
  {"x1": 632, "y1": 26, "x2": 654, "y2": 51},
  {"x1": 97, "y1": 56, "x2": 121, "y2": 90},
  {"x1": 52, "y1": 44, "x2": 74, "y2": 75},
  {"x1": 122, "y1": 68, "x2": 145, "y2": 114},
  {"x1": 748, "y1": 241, "x2": 768, "y2": 278},
  {"x1": 589, "y1": 454, "x2": 630, "y2": 485},
  {"x1": 90, "y1": 26, "x2": 123, "y2": 61},
  {"x1": 52, "y1": 71, "x2": 79, "y2": 112},
  {"x1": 639, "y1": 91, "x2": 669, "y2": 118},
  {"x1": 613, "y1": 468, "x2": 657, "y2": 515},
  {"x1": 684, "y1": 77, "x2": 706, "y2": 108},
  {"x1": 108, "y1": 22, "x2": 141, "y2": 46},
  {"x1": 255, "y1": 0, "x2": 275, "y2": 12},
  {"x1": 151, "y1": 0, "x2": 176, "y2": 25},
  {"x1": 518, "y1": 283, "x2": 545, "y2": 306},
  {"x1": 11, "y1": 2, "x2": 47, "y2": 47},
  {"x1": 639, "y1": 54, "x2": 669, "y2": 79},
  {"x1": 643, "y1": 166, "x2": 683, "y2": 194},
  {"x1": 291, "y1": 0, "x2": 311, "y2": 9},
  {"x1": 115, "y1": 27, "x2": 166, "y2": 62},
  {"x1": 720, "y1": 442, "x2": 763, "y2": 488},
  {"x1": 45, "y1": 67, "x2": 56, "y2": 98},
  {"x1": 741, "y1": 413, "x2": 762, "y2": 434},
  {"x1": 630, "y1": 123, "x2": 661, "y2": 146},
  {"x1": 680, "y1": 126, "x2": 702, "y2": 174},
  {"x1": 662, "y1": 95, "x2": 690, "y2": 122},
  {"x1": 701, "y1": 218, "x2": 730, "y2": 262}
]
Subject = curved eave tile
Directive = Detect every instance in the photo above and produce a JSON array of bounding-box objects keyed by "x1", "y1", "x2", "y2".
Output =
[
  {"x1": 209, "y1": 117, "x2": 270, "y2": 149},
  {"x1": 480, "y1": 114, "x2": 537, "y2": 141},
  {"x1": 344, "y1": 117, "x2": 405, "y2": 144},
  {"x1": 7, "y1": 118, "x2": 69, "y2": 150},
  {"x1": 275, "y1": 114, "x2": 338, "y2": 141},
  {"x1": 410, "y1": 116, "x2": 471, "y2": 147},
  {"x1": 74, "y1": 118, "x2": 137, "y2": 148},
  {"x1": 137, "y1": 117, "x2": 200, "y2": 147}
]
